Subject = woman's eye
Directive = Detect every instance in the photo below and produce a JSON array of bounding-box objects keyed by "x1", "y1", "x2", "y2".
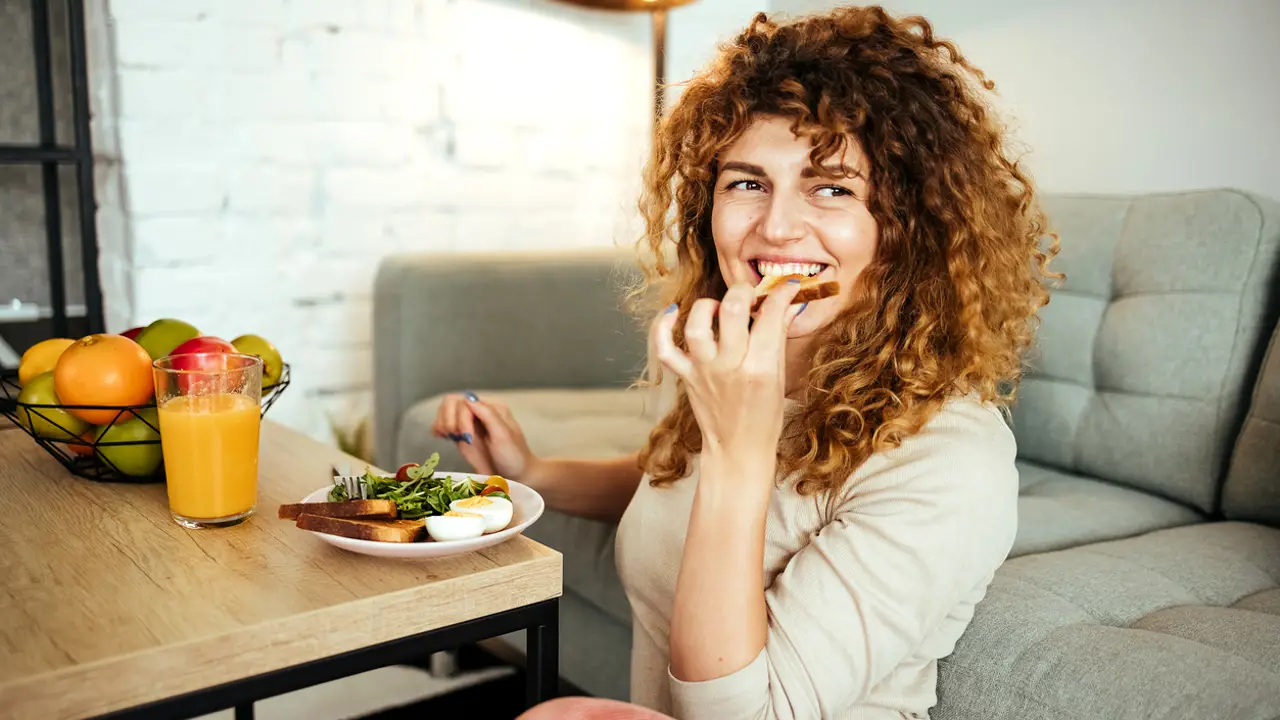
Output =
[
  {"x1": 726, "y1": 179, "x2": 765, "y2": 192},
  {"x1": 814, "y1": 185, "x2": 852, "y2": 198}
]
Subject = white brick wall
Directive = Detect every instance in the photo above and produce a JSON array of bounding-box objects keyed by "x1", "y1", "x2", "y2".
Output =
[{"x1": 90, "y1": 0, "x2": 767, "y2": 447}]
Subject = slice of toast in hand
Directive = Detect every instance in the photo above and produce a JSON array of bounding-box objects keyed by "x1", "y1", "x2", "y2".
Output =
[
  {"x1": 278, "y1": 499, "x2": 398, "y2": 521},
  {"x1": 295, "y1": 514, "x2": 426, "y2": 542},
  {"x1": 751, "y1": 274, "x2": 840, "y2": 312}
]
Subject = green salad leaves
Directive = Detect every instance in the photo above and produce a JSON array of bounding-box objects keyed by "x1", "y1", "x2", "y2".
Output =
[{"x1": 328, "y1": 452, "x2": 510, "y2": 520}]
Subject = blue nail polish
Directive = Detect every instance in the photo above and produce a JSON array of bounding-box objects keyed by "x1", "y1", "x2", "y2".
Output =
[
  {"x1": 447, "y1": 433, "x2": 461, "y2": 442},
  {"x1": 464, "y1": 391, "x2": 478, "y2": 402},
  {"x1": 665, "y1": 303, "x2": 678, "y2": 314},
  {"x1": 462, "y1": 433, "x2": 473, "y2": 444},
  {"x1": 788, "y1": 278, "x2": 802, "y2": 284},
  {"x1": 798, "y1": 302, "x2": 809, "y2": 314}
]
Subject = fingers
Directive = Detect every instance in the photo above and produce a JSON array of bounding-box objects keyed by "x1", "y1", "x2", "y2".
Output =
[
  {"x1": 432, "y1": 395, "x2": 464, "y2": 440},
  {"x1": 466, "y1": 398, "x2": 514, "y2": 445},
  {"x1": 713, "y1": 283, "x2": 754, "y2": 368},
  {"x1": 683, "y1": 298, "x2": 720, "y2": 363},
  {"x1": 747, "y1": 279, "x2": 804, "y2": 366},
  {"x1": 651, "y1": 305, "x2": 693, "y2": 378},
  {"x1": 448, "y1": 397, "x2": 474, "y2": 446},
  {"x1": 457, "y1": 434, "x2": 494, "y2": 474},
  {"x1": 431, "y1": 393, "x2": 489, "y2": 445},
  {"x1": 487, "y1": 397, "x2": 516, "y2": 425}
]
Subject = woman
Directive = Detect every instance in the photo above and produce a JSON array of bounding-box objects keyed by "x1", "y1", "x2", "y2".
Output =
[{"x1": 434, "y1": 6, "x2": 1058, "y2": 719}]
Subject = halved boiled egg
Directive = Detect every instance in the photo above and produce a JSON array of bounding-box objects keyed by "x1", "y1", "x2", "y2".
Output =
[
  {"x1": 424, "y1": 511, "x2": 485, "y2": 542},
  {"x1": 450, "y1": 495, "x2": 514, "y2": 533}
]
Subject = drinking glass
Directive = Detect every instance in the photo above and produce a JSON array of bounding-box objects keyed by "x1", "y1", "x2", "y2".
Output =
[{"x1": 153, "y1": 353, "x2": 263, "y2": 529}]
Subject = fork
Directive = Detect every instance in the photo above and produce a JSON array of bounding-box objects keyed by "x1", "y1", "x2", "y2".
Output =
[{"x1": 331, "y1": 462, "x2": 367, "y2": 500}]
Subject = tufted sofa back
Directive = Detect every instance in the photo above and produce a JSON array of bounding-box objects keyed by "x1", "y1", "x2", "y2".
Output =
[{"x1": 1011, "y1": 190, "x2": 1280, "y2": 513}]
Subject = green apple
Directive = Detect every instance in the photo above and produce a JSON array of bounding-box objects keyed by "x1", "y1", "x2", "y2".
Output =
[
  {"x1": 95, "y1": 409, "x2": 163, "y2": 478},
  {"x1": 135, "y1": 318, "x2": 200, "y2": 360},
  {"x1": 16, "y1": 372, "x2": 90, "y2": 441},
  {"x1": 230, "y1": 334, "x2": 284, "y2": 387}
]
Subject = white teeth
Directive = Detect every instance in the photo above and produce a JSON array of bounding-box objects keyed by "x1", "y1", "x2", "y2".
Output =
[{"x1": 756, "y1": 260, "x2": 824, "y2": 278}]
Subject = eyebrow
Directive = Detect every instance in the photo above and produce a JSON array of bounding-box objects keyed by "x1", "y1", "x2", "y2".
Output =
[
  {"x1": 719, "y1": 161, "x2": 862, "y2": 180},
  {"x1": 720, "y1": 161, "x2": 767, "y2": 176},
  {"x1": 802, "y1": 164, "x2": 861, "y2": 179}
]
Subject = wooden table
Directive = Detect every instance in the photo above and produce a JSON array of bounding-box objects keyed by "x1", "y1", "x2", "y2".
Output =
[{"x1": 0, "y1": 421, "x2": 563, "y2": 719}]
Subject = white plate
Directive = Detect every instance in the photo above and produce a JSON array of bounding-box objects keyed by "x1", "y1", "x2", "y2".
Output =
[{"x1": 296, "y1": 474, "x2": 544, "y2": 559}]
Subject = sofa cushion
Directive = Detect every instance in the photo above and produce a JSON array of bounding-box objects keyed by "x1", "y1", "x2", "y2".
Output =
[
  {"x1": 396, "y1": 388, "x2": 652, "y2": 626},
  {"x1": 937, "y1": 522, "x2": 1280, "y2": 720},
  {"x1": 1012, "y1": 460, "x2": 1202, "y2": 557},
  {"x1": 1014, "y1": 190, "x2": 1280, "y2": 513},
  {"x1": 1224, "y1": 319, "x2": 1280, "y2": 527}
]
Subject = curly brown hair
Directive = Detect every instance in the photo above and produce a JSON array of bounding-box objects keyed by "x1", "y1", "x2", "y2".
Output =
[{"x1": 631, "y1": 6, "x2": 1060, "y2": 495}]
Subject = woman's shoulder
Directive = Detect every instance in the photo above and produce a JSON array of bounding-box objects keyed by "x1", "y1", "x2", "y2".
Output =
[{"x1": 840, "y1": 393, "x2": 1019, "y2": 508}]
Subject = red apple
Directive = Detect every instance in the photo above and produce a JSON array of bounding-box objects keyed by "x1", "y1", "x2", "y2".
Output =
[
  {"x1": 166, "y1": 337, "x2": 237, "y2": 395},
  {"x1": 170, "y1": 336, "x2": 236, "y2": 357},
  {"x1": 120, "y1": 326, "x2": 145, "y2": 341}
]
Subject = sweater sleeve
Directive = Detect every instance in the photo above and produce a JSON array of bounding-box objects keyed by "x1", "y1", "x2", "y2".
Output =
[{"x1": 667, "y1": 403, "x2": 1019, "y2": 720}]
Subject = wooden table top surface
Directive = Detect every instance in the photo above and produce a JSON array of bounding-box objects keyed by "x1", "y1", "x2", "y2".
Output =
[{"x1": 0, "y1": 421, "x2": 562, "y2": 719}]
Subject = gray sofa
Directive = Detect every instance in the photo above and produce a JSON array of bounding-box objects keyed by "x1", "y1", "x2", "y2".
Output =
[{"x1": 373, "y1": 189, "x2": 1280, "y2": 719}]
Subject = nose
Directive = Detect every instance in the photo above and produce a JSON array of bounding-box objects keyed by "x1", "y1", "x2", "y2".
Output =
[{"x1": 759, "y1": 190, "x2": 806, "y2": 245}]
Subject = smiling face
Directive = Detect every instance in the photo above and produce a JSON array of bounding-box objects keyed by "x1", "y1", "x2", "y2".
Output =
[{"x1": 710, "y1": 115, "x2": 878, "y2": 338}]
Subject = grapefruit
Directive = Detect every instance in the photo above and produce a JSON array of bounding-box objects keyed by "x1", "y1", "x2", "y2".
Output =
[
  {"x1": 18, "y1": 338, "x2": 75, "y2": 385},
  {"x1": 54, "y1": 334, "x2": 155, "y2": 425}
]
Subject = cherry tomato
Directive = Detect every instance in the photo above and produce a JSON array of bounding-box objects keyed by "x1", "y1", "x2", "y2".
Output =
[{"x1": 395, "y1": 463, "x2": 419, "y2": 482}]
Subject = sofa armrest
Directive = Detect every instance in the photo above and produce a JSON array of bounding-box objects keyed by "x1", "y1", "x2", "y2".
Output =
[{"x1": 373, "y1": 249, "x2": 649, "y2": 467}]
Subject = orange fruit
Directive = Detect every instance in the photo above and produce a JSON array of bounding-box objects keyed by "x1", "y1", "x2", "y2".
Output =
[
  {"x1": 68, "y1": 427, "x2": 97, "y2": 456},
  {"x1": 18, "y1": 338, "x2": 75, "y2": 385},
  {"x1": 54, "y1": 334, "x2": 155, "y2": 425}
]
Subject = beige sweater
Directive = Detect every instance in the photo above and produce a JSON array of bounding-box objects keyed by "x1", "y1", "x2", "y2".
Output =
[{"x1": 614, "y1": 395, "x2": 1019, "y2": 720}]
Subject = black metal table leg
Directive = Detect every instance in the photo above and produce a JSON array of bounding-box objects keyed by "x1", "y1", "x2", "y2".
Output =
[
  {"x1": 233, "y1": 704, "x2": 254, "y2": 720},
  {"x1": 525, "y1": 598, "x2": 559, "y2": 708}
]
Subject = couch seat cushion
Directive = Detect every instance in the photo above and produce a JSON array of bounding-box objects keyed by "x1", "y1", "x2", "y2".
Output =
[
  {"x1": 937, "y1": 522, "x2": 1280, "y2": 720},
  {"x1": 1013, "y1": 460, "x2": 1202, "y2": 557},
  {"x1": 397, "y1": 388, "x2": 648, "y2": 625}
]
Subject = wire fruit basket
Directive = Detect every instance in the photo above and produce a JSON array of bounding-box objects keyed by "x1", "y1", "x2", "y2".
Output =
[{"x1": 0, "y1": 364, "x2": 291, "y2": 484}]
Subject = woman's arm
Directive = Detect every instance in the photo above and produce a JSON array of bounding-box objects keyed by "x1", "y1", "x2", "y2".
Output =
[
  {"x1": 522, "y1": 452, "x2": 644, "y2": 524},
  {"x1": 669, "y1": 451, "x2": 773, "y2": 681},
  {"x1": 434, "y1": 394, "x2": 646, "y2": 524}
]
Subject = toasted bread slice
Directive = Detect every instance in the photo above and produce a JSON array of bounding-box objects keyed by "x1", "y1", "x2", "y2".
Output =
[
  {"x1": 751, "y1": 274, "x2": 840, "y2": 312},
  {"x1": 296, "y1": 514, "x2": 425, "y2": 542},
  {"x1": 278, "y1": 499, "x2": 398, "y2": 521}
]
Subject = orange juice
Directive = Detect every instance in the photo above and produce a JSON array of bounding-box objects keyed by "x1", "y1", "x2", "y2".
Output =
[{"x1": 158, "y1": 392, "x2": 261, "y2": 521}]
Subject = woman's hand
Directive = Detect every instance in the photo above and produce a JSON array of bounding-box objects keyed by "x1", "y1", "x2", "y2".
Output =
[
  {"x1": 432, "y1": 393, "x2": 540, "y2": 480},
  {"x1": 660, "y1": 281, "x2": 802, "y2": 684},
  {"x1": 651, "y1": 280, "x2": 805, "y2": 462}
]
